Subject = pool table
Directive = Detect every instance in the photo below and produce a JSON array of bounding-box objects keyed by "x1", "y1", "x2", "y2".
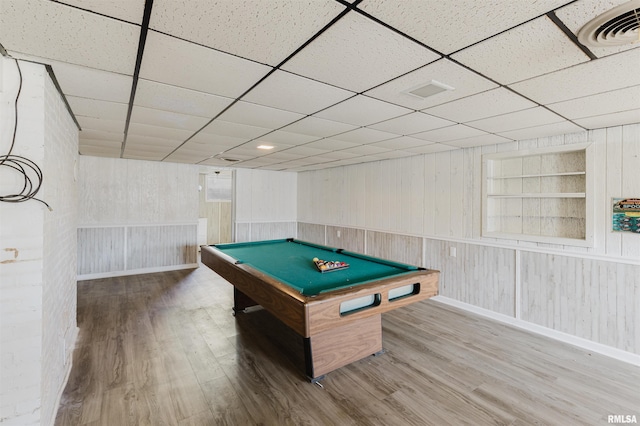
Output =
[{"x1": 201, "y1": 238, "x2": 439, "y2": 381}]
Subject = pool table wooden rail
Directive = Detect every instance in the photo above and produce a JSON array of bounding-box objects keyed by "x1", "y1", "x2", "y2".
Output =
[
  {"x1": 201, "y1": 243, "x2": 440, "y2": 380},
  {"x1": 201, "y1": 245, "x2": 438, "y2": 338}
]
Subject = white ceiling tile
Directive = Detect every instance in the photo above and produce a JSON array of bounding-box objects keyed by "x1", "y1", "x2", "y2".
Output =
[
  {"x1": 123, "y1": 152, "x2": 169, "y2": 161},
  {"x1": 242, "y1": 70, "x2": 355, "y2": 114},
  {"x1": 125, "y1": 136, "x2": 181, "y2": 152},
  {"x1": 67, "y1": 97, "x2": 128, "y2": 121},
  {"x1": 379, "y1": 151, "x2": 417, "y2": 160},
  {"x1": 163, "y1": 155, "x2": 209, "y2": 165},
  {"x1": 313, "y1": 150, "x2": 361, "y2": 160},
  {"x1": 369, "y1": 112, "x2": 455, "y2": 135},
  {"x1": 140, "y1": 31, "x2": 272, "y2": 98},
  {"x1": 279, "y1": 117, "x2": 358, "y2": 138},
  {"x1": 546, "y1": 86, "x2": 640, "y2": 119},
  {"x1": 262, "y1": 151, "x2": 306, "y2": 161},
  {"x1": 79, "y1": 138, "x2": 122, "y2": 149},
  {"x1": 340, "y1": 145, "x2": 390, "y2": 156},
  {"x1": 304, "y1": 139, "x2": 361, "y2": 151},
  {"x1": 404, "y1": 143, "x2": 459, "y2": 154},
  {"x1": 150, "y1": 0, "x2": 344, "y2": 66},
  {"x1": 56, "y1": 0, "x2": 146, "y2": 23},
  {"x1": 439, "y1": 134, "x2": 512, "y2": 148},
  {"x1": 555, "y1": 0, "x2": 639, "y2": 58},
  {"x1": 370, "y1": 136, "x2": 432, "y2": 150},
  {"x1": 365, "y1": 58, "x2": 498, "y2": 109},
  {"x1": 452, "y1": 16, "x2": 590, "y2": 85},
  {"x1": 130, "y1": 106, "x2": 209, "y2": 131},
  {"x1": 128, "y1": 123, "x2": 194, "y2": 141},
  {"x1": 135, "y1": 79, "x2": 234, "y2": 118},
  {"x1": 466, "y1": 107, "x2": 565, "y2": 133},
  {"x1": 412, "y1": 125, "x2": 488, "y2": 143},
  {"x1": 199, "y1": 158, "x2": 238, "y2": 167},
  {"x1": 0, "y1": 0, "x2": 139, "y2": 74},
  {"x1": 282, "y1": 12, "x2": 440, "y2": 92},
  {"x1": 359, "y1": 0, "x2": 571, "y2": 54},
  {"x1": 280, "y1": 146, "x2": 329, "y2": 157},
  {"x1": 200, "y1": 120, "x2": 271, "y2": 140},
  {"x1": 79, "y1": 145, "x2": 121, "y2": 157},
  {"x1": 510, "y1": 48, "x2": 640, "y2": 104},
  {"x1": 497, "y1": 121, "x2": 584, "y2": 140},
  {"x1": 79, "y1": 128, "x2": 123, "y2": 142},
  {"x1": 424, "y1": 88, "x2": 536, "y2": 122},
  {"x1": 314, "y1": 95, "x2": 411, "y2": 126},
  {"x1": 44, "y1": 60, "x2": 133, "y2": 103},
  {"x1": 331, "y1": 128, "x2": 399, "y2": 144},
  {"x1": 573, "y1": 110, "x2": 640, "y2": 129},
  {"x1": 256, "y1": 131, "x2": 319, "y2": 146},
  {"x1": 77, "y1": 116, "x2": 125, "y2": 134},
  {"x1": 189, "y1": 133, "x2": 249, "y2": 151},
  {"x1": 217, "y1": 101, "x2": 305, "y2": 129}
]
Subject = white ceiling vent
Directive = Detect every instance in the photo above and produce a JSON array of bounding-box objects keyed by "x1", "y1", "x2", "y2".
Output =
[
  {"x1": 403, "y1": 80, "x2": 455, "y2": 99},
  {"x1": 578, "y1": 0, "x2": 640, "y2": 47}
]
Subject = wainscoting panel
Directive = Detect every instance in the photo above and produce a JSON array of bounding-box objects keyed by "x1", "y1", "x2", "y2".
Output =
[
  {"x1": 297, "y1": 222, "x2": 325, "y2": 245},
  {"x1": 127, "y1": 225, "x2": 197, "y2": 270},
  {"x1": 249, "y1": 222, "x2": 297, "y2": 241},
  {"x1": 424, "y1": 239, "x2": 516, "y2": 316},
  {"x1": 77, "y1": 227, "x2": 125, "y2": 275},
  {"x1": 235, "y1": 223, "x2": 251, "y2": 242},
  {"x1": 366, "y1": 231, "x2": 423, "y2": 266},
  {"x1": 326, "y1": 226, "x2": 365, "y2": 253},
  {"x1": 520, "y1": 251, "x2": 639, "y2": 354}
]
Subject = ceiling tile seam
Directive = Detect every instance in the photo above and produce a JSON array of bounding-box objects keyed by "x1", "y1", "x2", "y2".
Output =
[
  {"x1": 0, "y1": 45, "x2": 82, "y2": 132},
  {"x1": 546, "y1": 10, "x2": 597, "y2": 60},
  {"x1": 188, "y1": 6, "x2": 360, "y2": 163},
  {"x1": 49, "y1": 0, "x2": 144, "y2": 26},
  {"x1": 45, "y1": 67, "x2": 81, "y2": 131},
  {"x1": 121, "y1": 0, "x2": 154, "y2": 158}
]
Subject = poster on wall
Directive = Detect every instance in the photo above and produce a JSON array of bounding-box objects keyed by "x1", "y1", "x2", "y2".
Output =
[{"x1": 612, "y1": 198, "x2": 640, "y2": 233}]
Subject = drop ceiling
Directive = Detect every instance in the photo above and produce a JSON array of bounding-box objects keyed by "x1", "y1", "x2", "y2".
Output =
[{"x1": 1, "y1": 0, "x2": 638, "y2": 172}]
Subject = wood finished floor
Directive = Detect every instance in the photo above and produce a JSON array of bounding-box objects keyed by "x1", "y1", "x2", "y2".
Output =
[{"x1": 56, "y1": 263, "x2": 640, "y2": 426}]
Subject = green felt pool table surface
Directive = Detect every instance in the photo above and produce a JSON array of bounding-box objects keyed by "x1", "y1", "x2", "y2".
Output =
[{"x1": 213, "y1": 239, "x2": 420, "y2": 296}]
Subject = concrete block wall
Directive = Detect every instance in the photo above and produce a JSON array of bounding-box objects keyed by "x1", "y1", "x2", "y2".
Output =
[{"x1": 0, "y1": 57, "x2": 78, "y2": 425}]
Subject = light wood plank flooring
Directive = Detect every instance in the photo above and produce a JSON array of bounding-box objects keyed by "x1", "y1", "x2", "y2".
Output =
[{"x1": 56, "y1": 263, "x2": 640, "y2": 425}]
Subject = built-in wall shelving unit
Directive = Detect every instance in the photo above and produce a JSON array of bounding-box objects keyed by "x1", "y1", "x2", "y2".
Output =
[{"x1": 482, "y1": 143, "x2": 594, "y2": 247}]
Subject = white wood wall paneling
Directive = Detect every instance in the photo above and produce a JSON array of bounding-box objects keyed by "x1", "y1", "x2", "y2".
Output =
[
  {"x1": 235, "y1": 223, "x2": 251, "y2": 242},
  {"x1": 297, "y1": 222, "x2": 325, "y2": 244},
  {"x1": 78, "y1": 157, "x2": 127, "y2": 225},
  {"x1": 366, "y1": 230, "x2": 423, "y2": 266},
  {"x1": 592, "y1": 129, "x2": 607, "y2": 256},
  {"x1": 127, "y1": 224, "x2": 197, "y2": 269},
  {"x1": 520, "y1": 251, "x2": 639, "y2": 354},
  {"x1": 423, "y1": 153, "x2": 436, "y2": 235},
  {"x1": 605, "y1": 126, "x2": 624, "y2": 256},
  {"x1": 250, "y1": 222, "x2": 297, "y2": 241},
  {"x1": 621, "y1": 124, "x2": 640, "y2": 259},
  {"x1": 326, "y1": 225, "x2": 365, "y2": 253},
  {"x1": 77, "y1": 227, "x2": 125, "y2": 274},
  {"x1": 449, "y1": 149, "x2": 465, "y2": 238},
  {"x1": 434, "y1": 151, "x2": 451, "y2": 236}
]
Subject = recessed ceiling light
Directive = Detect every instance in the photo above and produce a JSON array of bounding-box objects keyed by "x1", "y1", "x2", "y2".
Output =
[
  {"x1": 257, "y1": 145, "x2": 275, "y2": 150},
  {"x1": 403, "y1": 79, "x2": 455, "y2": 99}
]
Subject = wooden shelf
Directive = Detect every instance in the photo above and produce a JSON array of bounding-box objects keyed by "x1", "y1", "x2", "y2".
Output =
[
  {"x1": 487, "y1": 193, "x2": 586, "y2": 199},
  {"x1": 488, "y1": 171, "x2": 586, "y2": 180},
  {"x1": 482, "y1": 143, "x2": 594, "y2": 246}
]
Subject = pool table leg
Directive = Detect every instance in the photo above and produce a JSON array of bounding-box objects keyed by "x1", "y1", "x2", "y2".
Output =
[
  {"x1": 232, "y1": 287, "x2": 258, "y2": 314},
  {"x1": 303, "y1": 314, "x2": 383, "y2": 381}
]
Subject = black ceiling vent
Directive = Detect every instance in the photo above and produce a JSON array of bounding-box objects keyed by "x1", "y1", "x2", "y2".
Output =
[{"x1": 578, "y1": 0, "x2": 640, "y2": 47}]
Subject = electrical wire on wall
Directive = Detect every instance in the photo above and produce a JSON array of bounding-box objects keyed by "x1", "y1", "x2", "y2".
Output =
[{"x1": 0, "y1": 58, "x2": 52, "y2": 211}]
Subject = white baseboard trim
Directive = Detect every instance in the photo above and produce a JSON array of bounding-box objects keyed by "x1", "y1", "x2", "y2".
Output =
[
  {"x1": 77, "y1": 263, "x2": 199, "y2": 281},
  {"x1": 432, "y1": 295, "x2": 640, "y2": 367}
]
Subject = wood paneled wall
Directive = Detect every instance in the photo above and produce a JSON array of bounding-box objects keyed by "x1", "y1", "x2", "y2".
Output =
[
  {"x1": 298, "y1": 124, "x2": 640, "y2": 356},
  {"x1": 77, "y1": 156, "x2": 199, "y2": 278}
]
